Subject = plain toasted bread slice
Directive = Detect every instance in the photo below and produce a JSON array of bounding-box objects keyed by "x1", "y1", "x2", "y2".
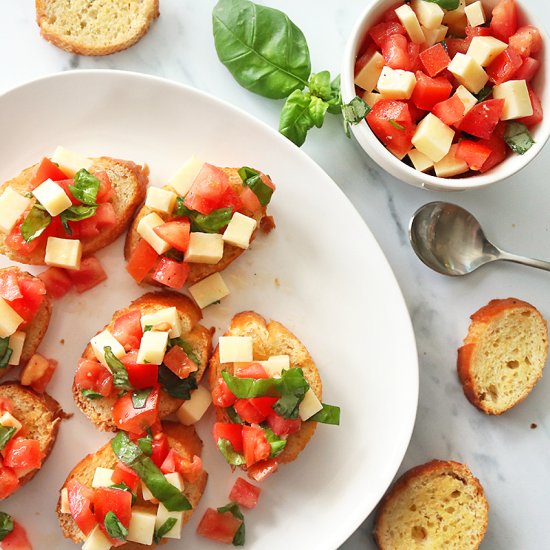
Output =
[
  {"x1": 373, "y1": 460, "x2": 489, "y2": 550},
  {"x1": 73, "y1": 291, "x2": 212, "y2": 431},
  {"x1": 0, "y1": 157, "x2": 148, "y2": 266},
  {"x1": 36, "y1": 0, "x2": 160, "y2": 56},
  {"x1": 209, "y1": 311, "x2": 322, "y2": 465},
  {"x1": 0, "y1": 382, "x2": 64, "y2": 496},
  {"x1": 57, "y1": 422, "x2": 208, "y2": 547},
  {"x1": 124, "y1": 168, "x2": 269, "y2": 287},
  {"x1": 458, "y1": 298, "x2": 548, "y2": 415}
]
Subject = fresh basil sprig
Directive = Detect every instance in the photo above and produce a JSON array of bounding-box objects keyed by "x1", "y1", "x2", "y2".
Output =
[
  {"x1": 217, "y1": 502, "x2": 245, "y2": 546},
  {"x1": 21, "y1": 206, "x2": 51, "y2": 242},
  {"x1": 0, "y1": 338, "x2": 12, "y2": 369},
  {"x1": 0, "y1": 512, "x2": 14, "y2": 541},
  {"x1": 104, "y1": 347, "x2": 132, "y2": 392},
  {"x1": 69, "y1": 169, "x2": 100, "y2": 205},
  {"x1": 104, "y1": 511, "x2": 128, "y2": 541}
]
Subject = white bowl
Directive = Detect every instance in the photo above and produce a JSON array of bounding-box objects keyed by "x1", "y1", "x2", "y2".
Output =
[{"x1": 341, "y1": 0, "x2": 550, "y2": 191}]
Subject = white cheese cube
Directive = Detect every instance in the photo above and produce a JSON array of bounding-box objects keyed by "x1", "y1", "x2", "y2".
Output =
[
  {"x1": 45, "y1": 237, "x2": 82, "y2": 270},
  {"x1": 362, "y1": 91, "x2": 383, "y2": 108},
  {"x1": 377, "y1": 66, "x2": 417, "y2": 100},
  {"x1": 258, "y1": 355, "x2": 291, "y2": 378},
  {"x1": 219, "y1": 336, "x2": 253, "y2": 364},
  {"x1": 176, "y1": 385, "x2": 212, "y2": 425},
  {"x1": 395, "y1": 4, "x2": 425, "y2": 44},
  {"x1": 299, "y1": 389, "x2": 323, "y2": 421},
  {"x1": 467, "y1": 36, "x2": 508, "y2": 67},
  {"x1": 127, "y1": 507, "x2": 157, "y2": 546},
  {"x1": 422, "y1": 24, "x2": 448, "y2": 47},
  {"x1": 0, "y1": 411, "x2": 22, "y2": 434},
  {"x1": 141, "y1": 481, "x2": 154, "y2": 501},
  {"x1": 137, "y1": 330, "x2": 169, "y2": 365},
  {"x1": 140, "y1": 307, "x2": 182, "y2": 338},
  {"x1": 145, "y1": 187, "x2": 177, "y2": 215},
  {"x1": 464, "y1": 1, "x2": 485, "y2": 27},
  {"x1": 32, "y1": 179, "x2": 72, "y2": 217},
  {"x1": 411, "y1": 0, "x2": 444, "y2": 29},
  {"x1": 137, "y1": 212, "x2": 171, "y2": 255},
  {"x1": 184, "y1": 232, "x2": 223, "y2": 264},
  {"x1": 188, "y1": 272, "x2": 230, "y2": 309},
  {"x1": 0, "y1": 187, "x2": 31, "y2": 234},
  {"x1": 354, "y1": 51, "x2": 384, "y2": 92},
  {"x1": 90, "y1": 330, "x2": 126, "y2": 366},
  {"x1": 168, "y1": 155, "x2": 204, "y2": 197},
  {"x1": 492, "y1": 80, "x2": 533, "y2": 120},
  {"x1": 0, "y1": 299, "x2": 24, "y2": 338},
  {"x1": 153, "y1": 473, "x2": 185, "y2": 539},
  {"x1": 51, "y1": 146, "x2": 93, "y2": 178},
  {"x1": 164, "y1": 472, "x2": 184, "y2": 492},
  {"x1": 434, "y1": 144, "x2": 469, "y2": 177},
  {"x1": 222, "y1": 212, "x2": 257, "y2": 249},
  {"x1": 448, "y1": 53, "x2": 488, "y2": 93},
  {"x1": 82, "y1": 524, "x2": 112, "y2": 550},
  {"x1": 8, "y1": 331, "x2": 26, "y2": 366},
  {"x1": 408, "y1": 149, "x2": 435, "y2": 173},
  {"x1": 91, "y1": 467, "x2": 114, "y2": 488},
  {"x1": 455, "y1": 85, "x2": 478, "y2": 114},
  {"x1": 60, "y1": 487, "x2": 70, "y2": 514},
  {"x1": 412, "y1": 114, "x2": 455, "y2": 163}
]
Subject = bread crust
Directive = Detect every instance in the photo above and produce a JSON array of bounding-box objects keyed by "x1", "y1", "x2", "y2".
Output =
[
  {"x1": 0, "y1": 157, "x2": 148, "y2": 266},
  {"x1": 208, "y1": 311, "x2": 322, "y2": 467},
  {"x1": 73, "y1": 291, "x2": 212, "y2": 431}
]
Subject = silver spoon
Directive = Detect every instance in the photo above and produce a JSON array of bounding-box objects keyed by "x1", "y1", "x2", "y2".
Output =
[{"x1": 409, "y1": 201, "x2": 550, "y2": 276}]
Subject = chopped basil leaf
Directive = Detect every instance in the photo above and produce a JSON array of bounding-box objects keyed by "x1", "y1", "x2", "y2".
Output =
[
  {"x1": 168, "y1": 338, "x2": 200, "y2": 366},
  {"x1": 21, "y1": 206, "x2": 51, "y2": 242},
  {"x1": 342, "y1": 96, "x2": 370, "y2": 136},
  {"x1": 104, "y1": 347, "x2": 132, "y2": 392},
  {"x1": 111, "y1": 431, "x2": 142, "y2": 464},
  {"x1": 104, "y1": 511, "x2": 128, "y2": 541},
  {"x1": 153, "y1": 517, "x2": 178, "y2": 542},
  {"x1": 81, "y1": 389, "x2": 103, "y2": 400},
  {"x1": 0, "y1": 512, "x2": 14, "y2": 541},
  {"x1": 174, "y1": 197, "x2": 194, "y2": 218},
  {"x1": 0, "y1": 426, "x2": 16, "y2": 451},
  {"x1": 110, "y1": 481, "x2": 137, "y2": 505},
  {"x1": 263, "y1": 428, "x2": 286, "y2": 458},
  {"x1": 138, "y1": 432, "x2": 153, "y2": 456},
  {"x1": 217, "y1": 438, "x2": 246, "y2": 466},
  {"x1": 0, "y1": 338, "x2": 12, "y2": 369},
  {"x1": 143, "y1": 325, "x2": 153, "y2": 332},
  {"x1": 221, "y1": 371, "x2": 281, "y2": 398},
  {"x1": 193, "y1": 208, "x2": 233, "y2": 233},
  {"x1": 425, "y1": 0, "x2": 459, "y2": 9},
  {"x1": 59, "y1": 204, "x2": 98, "y2": 235},
  {"x1": 69, "y1": 169, "x2": 100, "y2": 205},
  {"x1": 389, "y1": 119, "x2": 405, "y2": 131},
  {"x1": 308, "y1": 403, "x2": 341, "y2": 425},
  {"x1": 272, "y1": 368, "x2": 309, "y2": 419},
  {"x1": 132, "y1": 388, "x2": 151, "y2": 409},
  {"x1": 158, "y1": 367, "x2": 198, "y2": 399},
  {"x1": 238, "y1": 167, "x2": 274, "y2": 206},
  {"x1": 217, "y1": 502, "x2": 245, "y2": 546},
  {"x1": 164, "y1": 248, "x2": 184, "y2": 262},
  {"x1": 474, "y1": 85, "x2": 493, "y2": 102},
  {"x1": 505, "y1": 122, "x2": 535, "y2": 155},
  {"x1": 226, "y1": 405, "x2": 244, "y2": 424}
]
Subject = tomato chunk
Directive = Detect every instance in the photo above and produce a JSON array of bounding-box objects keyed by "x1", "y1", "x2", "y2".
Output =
[
  {"x1": 20, "y1": 354, "x2": 57, "y2": 394},
  {"x1": 234, "y1": 363, "x2": 269, "y2": 379},
  {"x1": 432, "y1": 95, "x2": 465, "y2": 127},
  {"x1": 243, "y1": 425, "x2": 270, "y2": 467},
  {"x1": 67, "y1": 479, "x2": 96, "y2": 536},
  {"x1": 93, "y1": 487, "x2": 132, "y2": 542},
  {"x1": 229, "y1": 477, "x2": 261, "y2": 509},
  {"x1": 0, "y1": 521, "x2": 32, "y2": 550},
  {"x1": 518, "y1": 88, "x2": 543, "y2": 127},
  {"x1": 509, "y1": 25, "x2": 543, "y2": 58},
  {"x1": 367, "y1": 100, "x2": 415, "y2": 158},
  {"x1": 159, "y1": 448, "x2": 202, "y2": 481},
  {"x1": 126, "y1": 363, "x2": 158, "y2": 389},
  {"x1": 247, "y1": 458, "x2": 279, "y2": 482},
  {"x1": 150, "y1": 433, "x2": 170, "y2": 468},
  {"x1": 183, "y1": 164, "x2": 230, "y2": 215},
  {"x1": 0, "y1": 463, "x2": 19, "y2": 499},
  {"x1": 381, "y1": 34, "x2": 410, "y2": 70},
  {"x1": 234, "y1": 399, "x2": 266, "y2": 425},
  {"x1": 95, "y1": 172, "x2": 114, "y2": 203},
  {"x1": 0, "y1": 271, "x2": 23, "y2": 301},
  {"x1": 75, "y1": 358, "x2": 114, "y2": 397},
  {"x1": 151, "y1": 258, "x2": 190, "y2": 289},
  {"x1": 419, "y1": 44, "x2": 451, "y2": 77},
  {"x1": 197, "y1": 508, "x2": 243, "y2": 544},
  {"x1": 38, "y1": 267, "x2": 72, "y2": 299},
  {"x1": 514, "y1": 57, "x2": 540, "y2": 82},
  {"x1": 6, "y1": 221, "x2": 42, "y2": 256},
  {"x1": 479, "y1": 127, "x2": 508, "y2": 173},
  {"x1": 112, "y1": 310, "x2": 143, "y2": 351},
  {"x1": 446, "y1": 38, "x2": 469, "y2": 58},
  {"x1": 412, "y1": 72, "x2": 452, "y2": 111},
  {"x1": 7, "y1": 278, "x2": 46, "y2": 328},
  {"x1": 67, "y1": 256, "x2": 107, "y2": 293},
  {"x1": 212, "y1": 378, "x2": 237, "y2": 408},
  {"x1": 369, "y1": 21, "x2": 405, "y2": 49},
  {"x1": 126, "y1": 240, "x2": 159, "y2": 283},
  {"x1": 249, "y1": 397, "x2": 278, "y2": 419},
  {"x1": 154, "y1": 220, "x2": 191, "y2": 252},
  {"x1": 112, "y1": 387, "x2": 159, "y2": 434},
  {"x1": 456, "y1": 140, "x2": 493, "y2": 171},
  {"x1": 490, "y1": 0, "x2": 518, "y2": 42},
  {"x1": 487, "y1": 47, "x2": 522, "y2": 85},
  {"x1": 266, "y1": 410, "x2": 302, "y2": 436},
  {"x1": 213, "y1": 423, "x2": 244, "y2": 453},
  {"x1": 3, "y1": 438, "x2": 42, "y2": 470},
  {"x1": 111, "y1": 462, "x2": 139, "y2": 491},
  {"x1": 163, "y1": 345, "x2": 198, "y2": 379},
  {"x1": 459, "y1": 99, "x2": 505, "y2": 140},
  {"x1": 32, "y1": 157, "x2": 68, "y2": 188}
]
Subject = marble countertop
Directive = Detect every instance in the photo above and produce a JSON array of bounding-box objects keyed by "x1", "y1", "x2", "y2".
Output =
[{"x1": 2, "y1": 1, "x2": 550, "y2": 548}]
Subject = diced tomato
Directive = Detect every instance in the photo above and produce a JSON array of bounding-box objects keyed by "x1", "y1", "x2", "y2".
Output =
[
  {"x1": 465, "y1": 25, "x2": 491, "y2": 38},
  {"x1": 514, "y1": 57, "x2": 540, "y2": 82},
  {"x1": 369, "y1": 21, "x2": 405, "y2": 49},
  {"x1": 487, "y1": 47, "x2": 522, "y2": 85},
  {"x1": 213, "y1": 423, "x2": 244, "y2": 453},
  {"x1": 0, "y1": 271, "x2": 23, "y2": 301},
  {"x1": 383, "y1": 2, "x2": 404, "y2": 22},
  {"x1": 432, "y1": 95, "x2": 465, "y2": 126},
  {"x1": 126, "y1": 363, "x2": 158, "y2": 389},
  {"x1": 0, "y1": 398, "x2": 14, "y2": 415},
  {"x1": 112, "y1": 387, "x2": 159, "y2": 434},
  {"x1": 5, "y1": 221, "x2": 42, "y2": 256},
  {"x1": 218, "y1": 185, "x2": 243, "y2": 213},
  {"x1": 233, "y1": 399, "x2": 266, "y2": 425},
  {"x1": 490, "y1": 0, "x2": 518, "y2": 42},
  {"x1": 366, "y1": 100, "x2": 415, "y2": 158},
  {"x1": 31, "y1": 157, "x2": 68, "y2": 188},
  {"x1": 160, "y1": 448, "x2": 180, "y2": 474},
  {"x1": 93, "y1": 487, "x2": 132, "y2": 543},
  {"x1": 247, "y1": 458, "x2": 279, "y2": 482},
  {"x1": 229, "y1": 477, "x2": 261, "y2": 509},
  {"x1": 66, "y1": 256, "x2": 107, "y2": 293},
  {"x1": 419, "y1": 44, "x2": 451, "y2": 77},
  {"x1": 518, "y1": 88, "x2": 543, "y2": 126},
  {"x1": 126, "y1": 239, "x2": 160, "y2": 283},
  {"x1": 163, "y1": 345, "x2": 197, "y2": 379},
  {"x1": 456, "y1": 140, "x2": 493, "y2": 171},
  {"x1": 75, "y1": 358, "x2": 114, "y2": 397},
  {"x1": 234, "y1": 363, "x2": 269, "y2": 379},
  {"x1": 408, "y1": 42, "x2": 421, "y2": 72},
  {"x1": 154, "y1": 220, "x2": 191, "y2": 252},
  {"x1": 20, "y1": 354, "x2": 57, "y2": 394},
  {"x1": 75, "y1": 202, "x2": 116, "y2": 240},
  {"x1": 249, "y1": 397, "x2": 278, "y2": 419},
  {"x1": 197, "y1": 508, "x2": 243, "y2": 544},
  {"x1": 150, "y1": 433, "x2": 170, "y2": 468},
  {"x1": 239, "y1": 187, "x2": 261, "y2": 213},
  {"x1": 0, "y1": 463, "x2": 19, "y2": 499},
  {"x1": 412, "y1": 72, "x2": 452, "y2": 111},
  {"x1": 111, "y1": 462, "x2": 139, "y2": 491},
  {"x1": 95, "y1": 172, "x2": 114, "y2": 203},
  {"x1": 38, "y1": 267, "x2": 72, "y2": 299},
  {"x1": 509, "y1": 25, "x2": 543, "y2": 58},
  {"x1": 183, "y1": 164, "x2": 229, "y2": 215},
  {"x1": 112, "y1": 310, "x2": 143, "y2": 351},
  {"x1": 459, "y1": 99, "x2": 505, "y2": 140},
  {"x1": 151, "y1": 258, "x2": 189, "y2": 289},
  {"x1": 407, "y1": 103, "x2": 427, "y2": 123},
  {"x1": 120, "y1": 350, "x2": 138, "y2": 366},
  {"x1": 0, "y1": 521, "x2": 32, "y2": 550},
  {"x1": 381, "y1": 34, "x2": 410, "y2": 70},
  {"x1": 266, "y1": 410, "x2": 302, "y2": 436},
  {"x1": 212, "y1": 378, "x2": 236, "y2": 408},
  {"x1": 176, "y1": 454, "x2": 203, "y2": 482},
  {"x1": 479, "y1": 126, "x2": 508, "y2": 173},
  {"x1": 242, "y1": 425, "x2": 270, "y2": 467},
  {"x1": 67, "y1": 479, "x2": 96, "y2": 536},
  {"x1": 446, "y1": 38, "x2": 469, "y2": 58},
  {"x1": 3, "y1": 439, "x2": 42, "y2": 470},
  {"x1": 8, "y1": 278, "x2": 46, "y2": 327},
  {"x1": 55, "y1": 179, "x2": 81, "y2": 205}
]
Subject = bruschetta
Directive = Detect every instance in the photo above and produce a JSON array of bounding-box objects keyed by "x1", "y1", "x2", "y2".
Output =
[{"x1": 73, "y1": 292, "x2": 211, "y2": 433}]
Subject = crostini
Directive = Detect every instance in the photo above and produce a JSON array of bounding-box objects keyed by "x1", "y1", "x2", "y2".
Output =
[
  {"x1": 125, "y1": 158, "x2": 276, "y2": 291},
  {"x1": 0, "y1": 382, "x2": 64, "y2": 500},
  {"x1": 73, "y1": 292, "x2": 212, "y2": 433},
  {"x1": 208, "y1": 312, "x2": 340, "y2": 481},
  {"x1": 57, "y1": 422, "x2": 207, "y2": 548},
  {"x1": 0, "y1": 146, "x2": 148, "y2": 268}
]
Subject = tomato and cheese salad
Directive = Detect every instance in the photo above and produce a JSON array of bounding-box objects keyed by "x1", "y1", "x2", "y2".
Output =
[{"x1": 354, "y1": 0, "x2": 543, "y2": 177}]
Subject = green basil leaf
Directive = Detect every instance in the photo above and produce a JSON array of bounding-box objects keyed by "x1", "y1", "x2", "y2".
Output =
[
  {"x1": 110, "y1": 482, "x2": 137, "y2": 505},
  {"x1": 174, "y1": 197, "x2": 194, "y2": 218},
  {"x1": 0, "y1": 337, "x2": 12, "y2": 369},
  {"x1": 342, "y1": 96, "x2": 370, "y2": 129},
  {"x1": 308, "y1": 96, "x2": 329, "y2": 129},
  {"x1": 217, "y1": 502, "x2": 245, "y2": 546},
  {"x1": 153, "y1": 517, "x2": 178, "y2": 543},
  {"x1": 193, "y1": 208, "x2": 233, "y2": 233},
  {"x1": 158, "y1": 367, "x2": 197, "y2": 399},
  {"x1": 425, "y1": 0, "x2": 460, "y2": 9},
  {"x1": 0, "y1": 426, "x2": 16, "y2": 451},
  {"x1": 143, "y1": 325, "x2": 153, "y2": 333},
  {"x1": 505, "y1": 122, "x2": 535, "y2": 155},
  {"x1": 59, "y1": 204, "x2": 97, "y2": 234},
  {"x1": 104, "y1": 511, "x2": 128, "y2": 541},
  {"x1": 0, "y1": 512, "x2": 14, "y2": 541},
  {"x1": 221, "y1": 370, "x2": 281, "y2": 398},
  {"x1": 168, "y1": 338, "x2": 200, "y2": 366},
  {"x1": 163, "y1": 249, "x2": 184, "y2": 262},
  {"x1": 81, "y1": 389, "x2": 103, "y2": 400},
  {"x1": 138, "y1": 435, "x2": 153, "y2": 456},
  {"x1": 308, "y1": 71, "x2": 331, "y2": 101},
  {"x1": 279, "y1": 89, "x2": 316, "y2": 147},
  {"x1": 326, "y1": 74, "x2": 343, "y2": 115},
  {"x1": 272, "y1": 368, "x2": 310, "y2": 419},
  {"x1": 213, "y1": 0, "x2": 311, "y2": 99},
  {"x1": 226, "y1": 405, "x2": 244, "y2": 424},
  {"x1": 132, "y1": 388, "x2": 152, "y2": 409},
  {"x1": 474, "y1": 85, "x2": 493, "y2": 102},
  {"x1": 69, "y1": 169, "x2": 100, "y2": 205},
  {"x1": 308, "y1": 403, "x2": 341, "y2": 425},
  {"x1": 104, "y1": 347, "x2": 132, "y2": 392},
  {"x1": 263, "y1": 428, "x2": 286, "y2": 458},
  {"x1": 21, "y1": 206, "x2": 51, "y2": 242},
  {"x1": 238, "y1": 166, "x2": 273, "y2": 206},
  {"x1": 217, "y1": 438, "x2": 246, "y2": 466},
  {"x1": 111, "y1": 431, "x2": 142, "y2": 464}
]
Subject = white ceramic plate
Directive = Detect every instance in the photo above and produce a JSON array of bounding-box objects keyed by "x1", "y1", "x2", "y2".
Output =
[{"x1": 0, "y1": 71, "x2": 417, "y2": 549}]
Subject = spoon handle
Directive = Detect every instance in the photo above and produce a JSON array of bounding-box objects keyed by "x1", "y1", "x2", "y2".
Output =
[{"x1": 499, "y1": 251, "x2": 550, "y2": 272}]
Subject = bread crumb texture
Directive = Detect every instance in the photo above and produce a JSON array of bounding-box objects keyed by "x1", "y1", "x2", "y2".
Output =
[{"x1": 374, "y1": 460, "x2": 488, "y2": 550}]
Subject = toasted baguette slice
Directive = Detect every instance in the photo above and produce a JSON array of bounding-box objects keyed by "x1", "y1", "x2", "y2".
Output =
[
  {"x1": 373, "y1": 460, "x2": 489, "y2": 550},
  {"x1": 458, "y1": 298, "x2": 548, "y2": 415},
  {"x1": 74, "y1": 291, "x2": 212, "y2": 431},
  {"x1": 0, "y1": 382, "x2": 64, "y2": 497},
  {"x1": 36, "y1": 0, "x2": 160, "y2": 56},
  {"x1": 0, "y1": 157, "x2": 148, "y2": 266},
  {"x1": 209, "y1": 311, "x2": 322, "y2": 466},
  {"x1": 124, "y1": 167, "x2": 272, "y2": 287},
  {"x1": 57, "y1": 422, "x2": 207, "y2": 547}
]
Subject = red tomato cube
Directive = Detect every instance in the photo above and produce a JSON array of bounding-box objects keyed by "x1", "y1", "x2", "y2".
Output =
[
  {"x1": 229, "y1": 477, "x2": 262, "y2": 509},
  {"x1": 75, "y1": 358, "x2": 113, "y2": 397},
  {"x1": 0, "y1": 464, "x2": 19, "y2": 500},
  {"x1": 38, "y1": 267, "x2": 73, "y2": 299},
  {"x1": 126, "y1": 239, "x2": 159, "y2": 283},
  {"x1": 112, "y1": 387, "x2": 159, "y2": 434},
  {"x1": 111, "y1": 462, "x2": 140, "y2": 491},
  {"x1": 456, "y1": 140, "x2": 493, "y2": 171},
  {"x1": 266, "y1": 410, "x2": 302, "y2": 436},
  {"x1": 487, "y1": 47, "x2": 522, "y2": 85},
  {"x1": 518, "y1": 88, "x2": 543, "y2": 127},
  {"x1": 154, "y1": 220, "x2": 191, "y2": 252},
  {"x1": 514, "y1": 57, "x2": 540, "y2": 82},
  {"x1": 126, "y1": 363, "x2": 158, "y2": 390},
  {"x1": 4, "y1": 439, "x2": 42, "y2": 470},
  {"x1": 369, "y1": 21, "x2": 405, "y2": 49},
  {"x1": 490, "y1": 0, "x2": 518, "y2": 42},
  {"x1": 247, "y1": 458, "x2": 279, "y2": 482},
  {"x1": 243, "y1": 425, "x2": 271, "y2": 467},
  {"x1": 213, "y1": 423, "x2": 244, "y2": 453},
  {"x1": 419, "y1": 44, "x2": 451, "y2": 77},
  {"x1": 234, "y1": 363, "x2": 269, "y2": 379},
  {"x1": 93, "y1": 487, "x2": 132, "y2": 541},
  {"x1": 381, "y1": 34, "x2": 410, "y2": 70},
  {"x1": 197, "y1": 508, "x2": 243, "y2": 544},
  {"x1": 0, "y1": 271, "x2": 23, "y2": 301},
  {"x1": 459, "y1": 99, "x2": 505, "y2": 140},
  {"x1": 31, "y1": 158, "x2": 68, "y2": 188},
  {"x1": 163, "y1": 345, "x2": 197, "y2": 379},
  {"x1": 432, "y1": 95, "x2": 465, "y2": 127},
  {"x1": 112, "y1": 310, "x2": 143, "y2": 351},
  {"x1": 212, "y1": 378, "x2": 237, "y2": 408},
  {"x1": 67, "y1": 256, "x2": 107, "y2": 294},
  {"x1": 412, "y1": 72, "x2": 452, "y2": 111},
  {"x1": 151, "y1": 258, "x2": 190, "y2": 289}
]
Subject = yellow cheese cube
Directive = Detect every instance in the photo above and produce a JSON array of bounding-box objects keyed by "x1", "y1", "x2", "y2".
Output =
[
  {"x1": 91, "y1": 467, "x2": 114, "y2": 488},
  {"x1": 168, "y1": 156, "x2": 204, "y2": 197},
  {"x1": 90, "y1": 330, "x2": 126, "y2": 366},
  {"x1": 455, "y1": 85, "x2": 478, "y2": 114},
  {"x1": 176, "y1": 386, "x2": 212, "y2": 425},
  {"x1": 467, "y1": 36, "x2": 508, "y2": 67},
  {"x1": 354, "y1": 51, "x2": 384, "y2": 92},
  {"x1": 32, "y1": 178, "x2": 72, "y2": 217},
  {"x1": 362, "y1": 91, "x2": 383, "y2": 108},
  {"x1": 184, "y1": 233, "x2": 224, "y2": 264},
  {"x1": 412, "y1": 113, "x2": 455, "y2": 163},
  {"x1": 219, "y1": 336, "x2": 253, "y2": 363},
  {"x1": 0, "y1": 411, "x2": 22, "y2": 434},
  {"x1": 145, "y1": 187, "x2": 177, "y2": 214},
  {"x1": 464, "y1": 1, "x2": 485, "y2": 27},
  {"x1": 377, "y1": 66, "x2": 417, "y2": 100},
  {"x1": 140, "y1": 307, "x2": 182, "y2": 338},
  {"x1": 51, "y1": 146, "x2": 93, "y2": 178},
  {"x1": 395, "y1": 4, "x2": 425, "y2": 43},
  {"x1": 411, "y1": 0, "x2": 444, "y2": 30},
  {"x1": 188, "y1": 272, "x2": 230, "y2": 309},
  {"x1": 408, "y1": 149, "x2": 435, "y2": 172},
  {"x1": 0, "y1": 299, "x2": 24, "y2": 338},
  {"x1": 422, "y1": 24, "x2": 448, "y2": 47},
  {"x1": 137, "y1": 330, "x2": 169, "y2": 365},
  {"x1": 448, "y1": 53, "x2": 488, "y2": 93},
  {"x1": 492, "y1": 80, "x2": 533, "y2": 120},
  {"x1": 0, "y1": 187, "x2": 31, "y2": 234},
  {"x1": 82, "y1": 524, "x2": 112, "y2": 550},
  {"x1": 299, "y1": 389, "x2": 323, "y2": 421},
  {"x1": 137, "y1": 212, "x2": 171, "y2": 255},
  {"x1": 222, "y1": 212, "x2": 257, "y2": 249},
  {"x1": 258, "y1": 355, "x2": 290, "y2": 378},
  {"x1": 434, "y1": 144, "x2": 469, "y2": 177},
  {"x1": 45, "y1": 237, "x2": 82, "y2": 270},
  {"x1": 8, "y1": 331, "x2": 26, "y2": 366},
  {"x1": 60, "y1": 488, "x2": 70, "y2": 514},
  {"x1": 127, "y1": 507, "x2": 157, "y2": 546}
]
